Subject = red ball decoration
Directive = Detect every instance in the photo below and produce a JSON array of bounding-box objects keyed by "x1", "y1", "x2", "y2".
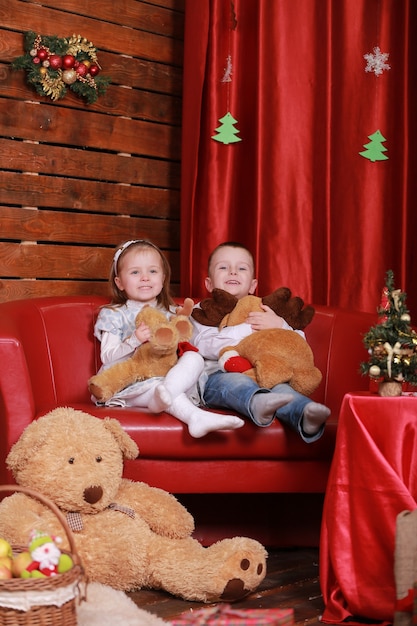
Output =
[
  {"x1": 88, "y1": 64, "x2": 100, "y2": 77},
  {"x1": 75, "y1": 63, "x2": 88, "y2": 77},
  {"x1": 37, "y1": 48, "x2": 49, "y2": 62},
  {"x1": 32, "y1": 56, "x2": 41, "y2": 64},
  {"x1": 62, "y1": 54, "x2": 75, "y2": 69},
  {"x1": 49, "y1": 55, "x2": 62, "y2": 70}
]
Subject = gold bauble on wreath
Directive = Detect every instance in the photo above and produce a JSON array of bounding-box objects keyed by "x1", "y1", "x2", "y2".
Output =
[
  {"x1": 62, "y1": 69, "x2": 77, "y2": 84},
  {"x1": 378, "y1": 380, "x2": 403, "y2": 397}
]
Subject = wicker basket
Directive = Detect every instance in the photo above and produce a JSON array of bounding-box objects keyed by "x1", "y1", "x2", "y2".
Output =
[{"x1": 0, "y1": 485, "x2": 85, "y2": 626}]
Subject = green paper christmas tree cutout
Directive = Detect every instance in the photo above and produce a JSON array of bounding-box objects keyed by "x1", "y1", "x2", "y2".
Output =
[
  {"x1": 359, "y1": 129, "x2": 388, "y2": 161},
  {"x1": 212, "y1": 112, "x2": 242, "y2": 144}
]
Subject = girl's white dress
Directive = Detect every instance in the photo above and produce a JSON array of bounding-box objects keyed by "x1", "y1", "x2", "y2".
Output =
[{"x1": 93, "y1": 300, "x2": 198, "y2": 407}]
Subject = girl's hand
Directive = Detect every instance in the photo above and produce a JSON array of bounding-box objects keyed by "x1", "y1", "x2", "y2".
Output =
[
  {"x1": 246, "y1": 304, "x2": 285, "y2": 330},
  {"x1": 135, "y1": 321, "x2": 152, "y2": 343}
]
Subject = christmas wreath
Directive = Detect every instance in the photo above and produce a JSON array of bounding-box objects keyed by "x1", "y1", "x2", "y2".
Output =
[{"x1": 12, "y1": 31, "x2": 111, "y2": 104}]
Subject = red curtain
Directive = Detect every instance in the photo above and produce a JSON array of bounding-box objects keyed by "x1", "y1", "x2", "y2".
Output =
[{"x1": 180, "y1": 0, "x2": 417, "y2": 315}]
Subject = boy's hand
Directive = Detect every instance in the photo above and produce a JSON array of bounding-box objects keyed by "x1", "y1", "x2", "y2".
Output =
[
  {"x1": 135, "y1": 321, "x2": 152, "y2": 343},
  {"x1": 246, "y1": 304, "x2": 285, "y2": 330}
]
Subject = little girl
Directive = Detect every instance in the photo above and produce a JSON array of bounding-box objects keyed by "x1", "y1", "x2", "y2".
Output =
[{"x1": 92, "y1": 239, "x2": 244, "y2": 438}]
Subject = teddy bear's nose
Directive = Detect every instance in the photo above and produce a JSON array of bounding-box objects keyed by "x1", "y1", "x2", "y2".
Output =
[{"x1": 83, "y1": 485, "x2": 103, "y2": 504}]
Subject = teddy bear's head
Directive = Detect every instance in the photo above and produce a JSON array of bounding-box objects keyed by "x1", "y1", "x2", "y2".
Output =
[
  {"x1": 135, "y1": 302, "x2": 193, "y2": 355},
  {"x1": 219, "y1": 295, "x2": 263, "y2": 329},
  {"x1": 6, "y1": 407, "x2": 139, "y2": 515},
  {"x1": 192, "y1": 288, "x2": 314, "y2": 330}
]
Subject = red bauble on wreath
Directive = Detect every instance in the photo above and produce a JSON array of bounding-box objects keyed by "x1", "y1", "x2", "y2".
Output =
[
  {"x1": 89, "y1": 64, "x2": 100, "y2": 77},
  {"x1": 75, "y1": 63, "x2": 88, "y2": 77},
  {"x1": 62, "y1": 54, "x2": 75, "y2": 69},
  {"x1": 37, "y1": 48, "x2": 49, "y2": 62},
  {"x1": 48, "y1": 54, "x2": 62, "y2": 70}
]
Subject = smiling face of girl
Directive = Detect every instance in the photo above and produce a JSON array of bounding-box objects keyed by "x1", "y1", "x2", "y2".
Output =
[{"x1": 114, "y1": 246, "x2": 165, "y2": 305}]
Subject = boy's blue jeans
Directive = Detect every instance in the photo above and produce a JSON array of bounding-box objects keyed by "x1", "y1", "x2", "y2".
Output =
[{"x1": 203, "y1": 370, "x2": 324, "y2": 443}]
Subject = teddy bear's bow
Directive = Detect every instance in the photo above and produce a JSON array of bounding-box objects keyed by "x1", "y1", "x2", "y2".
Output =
[{"x1": 66, "y1": 503, "x2": 135, "y2": 531}]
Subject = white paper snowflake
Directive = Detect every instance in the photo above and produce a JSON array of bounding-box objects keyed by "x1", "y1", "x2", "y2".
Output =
[{"x1": 364, "y1": 46, "x2": 391, "y2": 76}]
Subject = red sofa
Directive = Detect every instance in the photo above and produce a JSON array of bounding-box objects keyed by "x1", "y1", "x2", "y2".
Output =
[{"x1": 0, "y1": 295, "x2": 376, "y2": 546}]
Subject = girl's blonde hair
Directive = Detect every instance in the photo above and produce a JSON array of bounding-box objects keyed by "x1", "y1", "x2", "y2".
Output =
[{"x1": 109, "y1": 239, "x2": 175, "y2": 310}]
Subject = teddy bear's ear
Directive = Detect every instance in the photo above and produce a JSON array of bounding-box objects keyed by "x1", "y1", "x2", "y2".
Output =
[
  {"x1": 102, "y1": 418, "x2": 139, "y2": 460},
  {"x1": 172, "y1": 318, "x2": 193, "y2": 342},
  {"x1": 191, "y1": 289, "x2": 238, "y2": 327},
  {"x1": 284, "y1": 298, "x2": 315, "y2": 330},
  {"x1": 262, "y1": 287, "x2": 315, "y2": 330},
  {"x1": 6, "y1": 419, "x2": 47, "y2": 474},
  {"x1": 219, "y1": 295, "x2": 263, "y2": 329},
  {"x1": 262, "y1": 287, "x2": 291, "y2": 312},
  {"x1": 176, "y1": 297, "x2": 194, "y2": 317}
]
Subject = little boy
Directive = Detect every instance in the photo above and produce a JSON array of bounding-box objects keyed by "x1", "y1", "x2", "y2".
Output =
[{"x1": 191, "y1": 241, "x2": 330, "y2": 442}]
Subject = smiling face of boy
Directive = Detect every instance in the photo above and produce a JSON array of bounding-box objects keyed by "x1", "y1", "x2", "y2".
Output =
[{"x1": 205, "y1": 245, "x2": 258, "y2": 301}]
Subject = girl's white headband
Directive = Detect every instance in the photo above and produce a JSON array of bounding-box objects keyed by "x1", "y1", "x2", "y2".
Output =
[
  {"x1": 113, "y1": 239, "x2": 160, "y2": 272},
  {"x1": 113, "y1": 240, "x2": 142, "y2": 272}
]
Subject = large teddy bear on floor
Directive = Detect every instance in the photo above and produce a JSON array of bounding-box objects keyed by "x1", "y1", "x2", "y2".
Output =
[
  {"x1": 0, "y1": 408, "x2": 267, "y2": 602},
  {"x1": 88, "y1": 299, "x2": 195, "y2": 403},
  {"x1": 193, "y1": 288, "x2": 322, "y2": 396}
]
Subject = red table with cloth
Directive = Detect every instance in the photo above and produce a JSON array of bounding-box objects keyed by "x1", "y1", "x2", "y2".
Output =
[{"x1": 320, "y1": 392, "x2": 417, "y2": 623}]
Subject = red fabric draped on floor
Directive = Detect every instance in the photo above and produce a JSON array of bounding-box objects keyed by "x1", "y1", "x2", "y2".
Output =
[{"x1": 320, "y1": 393, "x2": 417, "y2": 622}]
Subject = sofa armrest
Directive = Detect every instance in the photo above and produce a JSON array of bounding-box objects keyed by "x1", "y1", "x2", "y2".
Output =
[{"x1": 0, "y1": 335, "x2": 36, "y2": 481}]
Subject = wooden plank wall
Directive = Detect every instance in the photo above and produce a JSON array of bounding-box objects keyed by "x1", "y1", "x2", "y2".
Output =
[{"x1": 0, "y1": 0, "x2": 184, "y2": 302}]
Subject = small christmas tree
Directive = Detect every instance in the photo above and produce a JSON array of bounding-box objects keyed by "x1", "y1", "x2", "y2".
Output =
[
  {"x1": 361, "y1": 270, "x2": 417, "y2": 391},
  {"x1": 359, "y1": 129, "x2": 388, "y2": 162},
  {"x1": 212, "y1": 112, "x2": 242, "y2": 144}
]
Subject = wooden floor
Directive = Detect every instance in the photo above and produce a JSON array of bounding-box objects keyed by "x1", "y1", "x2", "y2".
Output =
[{"x1": 127, "y1": 547, "x2": 324, "y2": 624}]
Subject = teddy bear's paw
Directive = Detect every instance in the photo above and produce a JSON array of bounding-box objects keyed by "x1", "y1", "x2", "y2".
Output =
[
  {"x1": 291, "y1": 368, "x2": 322, "y2": 397},
  {"x1": 88, "y1": 378, "x2": 112, "y2": 403},
  {"x1": 205, "y1": 538, "x2": 267, "y2": 602}
]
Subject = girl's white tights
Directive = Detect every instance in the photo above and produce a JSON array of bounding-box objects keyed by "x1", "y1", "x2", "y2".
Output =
[
  {"x1": 148, "y1": 351, "x2": 244, "y2": 438},
  {"x1": 167, "y1": 392, "x2": 244, "y2": 438}
]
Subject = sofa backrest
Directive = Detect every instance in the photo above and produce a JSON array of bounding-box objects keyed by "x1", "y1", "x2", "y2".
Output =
[
  {"x1": 306, "y1": 305, "x2": 376, "y2": 417},
  {"x1": 0, "y1": 296, "x2": 375, "y2": 438}
]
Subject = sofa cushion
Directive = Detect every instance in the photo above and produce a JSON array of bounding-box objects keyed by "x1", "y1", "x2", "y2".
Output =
[{"x1": 39, "y1": 402, "x2": 337, "y2": 461}]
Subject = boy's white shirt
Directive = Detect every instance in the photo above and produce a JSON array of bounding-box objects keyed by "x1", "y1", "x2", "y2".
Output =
[{"x1": 191, "y1": 318, "x2": 252, "y2": 361}]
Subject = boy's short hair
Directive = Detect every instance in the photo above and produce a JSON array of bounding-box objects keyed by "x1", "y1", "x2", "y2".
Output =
[{"x1": 208, "y1": 241, "x2": 254, "y2": 274}]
